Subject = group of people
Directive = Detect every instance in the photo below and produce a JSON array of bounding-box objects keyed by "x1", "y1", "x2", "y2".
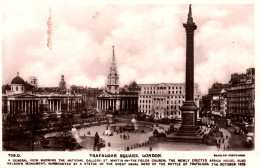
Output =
[
  {"x1": 216, "y1": 136, "x2": 230, "y2": 151},
  {"x1": 120, "y1": 141, "x2": 150, "y2": 151},
  {"x1": 120, "y1": 134, "x2": 130, "y2": 140}
]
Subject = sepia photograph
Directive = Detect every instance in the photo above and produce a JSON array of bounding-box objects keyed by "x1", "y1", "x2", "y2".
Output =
[{"x1": 1, "y1": 0, "x2": 256, "y2": 161}]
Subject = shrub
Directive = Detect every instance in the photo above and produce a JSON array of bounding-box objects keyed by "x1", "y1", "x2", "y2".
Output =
[
  {"x1": 153, "y1": 129, "x2": 159, "y2": 136},
  {"x1": 157, "y1": 132, "x2": 166, "y2": 137}
]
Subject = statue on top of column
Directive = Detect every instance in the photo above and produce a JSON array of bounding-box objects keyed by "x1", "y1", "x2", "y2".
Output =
[{"x1": 187, "y1": 4, "x2": 194, "y2": 24}]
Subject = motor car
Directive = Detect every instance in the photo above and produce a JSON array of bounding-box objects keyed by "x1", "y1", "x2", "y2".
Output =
[
  {"x1": 245, "y1": 132, "x2": 254, "y2": 148},
  {"x1": 234, "y1": 126, "x2": 241, "y2": 135},
  {"x1": 226, "y1": 119, "x2": 232, "y2": 127}
]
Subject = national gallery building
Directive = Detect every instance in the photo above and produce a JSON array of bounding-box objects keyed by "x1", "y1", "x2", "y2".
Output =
[{"x1": 2, "y1": 73, "x2": 83, "y2": 116}]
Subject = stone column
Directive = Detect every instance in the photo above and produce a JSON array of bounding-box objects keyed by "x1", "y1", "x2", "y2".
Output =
[
  {"x1": 67, "y1": 99, "x2": 69, "y2": 111},
  {"x1": 52, "y1": 100, "x2": 55, "y2": 112},
  {"x1": 24, "y1": 101, "x2": 27, "y2": 113},
  {"x1": 113, "y1": 99, "x2": 115, "y2": 110},
  {"x1": 21, "y1": 100, "x2": 23, "y2": 112},
  {"x1": 10, "y1": 100, "x2": 12, "y2": 114},
  {"x1": 56, "y1": 100, "x2": 58, "y2": 111},
  {"x1": 7, "y1": 100, "x2": 10, "y2": 113},
  {"x1": 11, "y1": 100, "x2": 14, "y2": 114},
  {"x1": 51, "y1": 100, "x2": 53, "y2": 112},
  {"x1": 31, "y1": 100, "x2": 34, "y2": 114},
  {"x1": 31, "y1": 101, "x2": 34, "y2": 114},
  {"x1": 36, "y1": 101, "x2": 38, "y2": 113},
  {"x1": 49, "y1": 100, "x2": 51, "y2": 112},
  {"x1": 97, "y1": 99, "x2": 99, "y2": 110},
  {"x1": 178, "y1": 5, "x2": 199, "y2": 136}
]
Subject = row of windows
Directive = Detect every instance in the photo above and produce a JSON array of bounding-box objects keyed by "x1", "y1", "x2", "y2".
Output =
[
  {"x1": 139, "y1": 100, "x2": 184, "y2": 104},
  {"x1": 140, "y1": 100, "x2": 152, "y2": 103},
  {"x1": 143, "y1": 86, "x2": 182, "y2": 90},
  {"x1": 140, "y1": 96, "x2": 185, "y2": 99},
  {"x1": 140, "y1": 96, "x2": 152, "y2": 99},
  {"x1": 11, "y1": 86, "x2": 24, "y2": 91},
  {"x1": 143, "y1": 91, "x2": 183, "y2": 94},
  {"x1": 140, "y1": 105, "x2": 151, "y2": 109}
]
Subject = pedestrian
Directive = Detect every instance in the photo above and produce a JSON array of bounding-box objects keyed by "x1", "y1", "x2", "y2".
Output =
[{"x1": 222, "y1": 138, "x2": 224, "y2": 143}]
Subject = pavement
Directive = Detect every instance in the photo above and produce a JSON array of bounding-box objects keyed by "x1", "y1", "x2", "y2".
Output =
[
  {"x1": 77, "y1": 124, "x2": 153, "y2": 151},
  {"x1": 214, "y1": 127, "x2": 231, "y2": 151}
]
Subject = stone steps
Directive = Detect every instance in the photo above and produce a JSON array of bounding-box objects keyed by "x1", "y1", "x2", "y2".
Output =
[{"x1": 166, "y1": 135, "x2": 203, "y2": 143}]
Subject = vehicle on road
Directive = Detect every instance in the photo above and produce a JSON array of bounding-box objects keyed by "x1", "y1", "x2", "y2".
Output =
[
  {"x1": 226, "y1": 119, "x2": 232, "y2": 127},
  {"x1": 245, "y1": 132, "x2": 254, "y2": 148},
  {"x1": 234, "y1": 126, "x2": 241, "y2": 135}
]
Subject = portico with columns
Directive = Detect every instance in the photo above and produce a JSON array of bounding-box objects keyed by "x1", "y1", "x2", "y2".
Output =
[
  {"x1": 6, "y1": 93, "x2": 82, "y2": 114},
  {"x1": 96, "y1": 91, "x2": 138, "y2": 113},
  {"x1": 8, "y1": 95, "x2": 40, "y2": 115}
]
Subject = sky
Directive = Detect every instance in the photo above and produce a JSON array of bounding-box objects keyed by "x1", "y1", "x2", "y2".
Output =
[{"x1": 1, "y1": 0, "x2": 255, "y2": 95}]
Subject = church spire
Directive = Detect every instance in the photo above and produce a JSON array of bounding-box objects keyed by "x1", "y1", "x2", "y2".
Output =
[
  {"x1": 106, "y1": 46, "x2": 119, "y2": 94},
  {"x1": 112, "y1": 46, "x2": 115, "y2": 63},
  {"x1": 47, "y1": 8, "x2": 52, "y2": 49}
]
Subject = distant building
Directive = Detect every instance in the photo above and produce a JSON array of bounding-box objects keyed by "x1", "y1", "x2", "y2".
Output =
[
  {"x1": 201, "y1": 95, "x2": 211, "y2": 115},
  {"x1": 83, "y1": 87, "x2": 102, "y2": 110},
  {"x1": 58, "y1": 75, "x2": 67, "y2": 94},
  {"x1": 121, "y1": 81, "x2": 141, "y2": 93},
  {"x1": 207, "y1": 82, "x2": 229, "y2": 116},
  {"x1": 97, "y1": 46, "x2": 138, "y2": 114},
  {"x1": 219, "y1": 89, "x2": 228, "y2": 117},
  {"x1": 138, "y1": 83, "x2": 201, "y2": 119},
  {"x1": 29, "y1": 76, "x2": 38, "y2": 88}
]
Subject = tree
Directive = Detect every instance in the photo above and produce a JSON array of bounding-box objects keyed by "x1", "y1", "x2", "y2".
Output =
[{"x1": 26, "y1": 114, "x2": 43, "y2": 151}]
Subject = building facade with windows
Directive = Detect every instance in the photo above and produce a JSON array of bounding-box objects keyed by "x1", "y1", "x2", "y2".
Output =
[
  {"x1": 201, "y1": 68, "x2": 255, "y2": 122},
  {"x1": 138, "y1": 83, "x2": 201, "y2": 119},
  {"x1": 227, "y1": 68, "x2": 255, "y2": 122},
  {"x1": 208, "y1": 82, "x2": 229, "y2": 113}
]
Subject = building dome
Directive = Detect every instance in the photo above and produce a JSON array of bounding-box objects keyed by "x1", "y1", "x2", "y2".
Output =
[{"x1": 11, "y1": 73, "x2": 25, "y2": 85}]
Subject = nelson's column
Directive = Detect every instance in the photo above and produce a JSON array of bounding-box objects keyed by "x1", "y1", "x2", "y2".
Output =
[{"x1": 177, "y1": 5, "x2": 201, "y2": 137}]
